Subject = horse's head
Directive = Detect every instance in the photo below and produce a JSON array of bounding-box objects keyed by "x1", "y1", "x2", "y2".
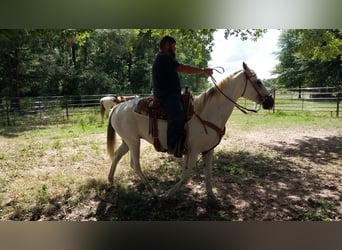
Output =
[{"x1": 242, "y1": 62, "x2": 274, "y2": 110}]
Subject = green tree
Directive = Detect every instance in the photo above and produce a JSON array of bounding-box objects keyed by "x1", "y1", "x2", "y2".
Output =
[
  {"x1": 0, "y1": 30, "x2": 24, "y2": 98},
  {"x1": 224, "y1": 29, "x2": 267, "y2": 41},
  {"x1": 0, "y1": 30, "x2": 36, "y2": 107},
  {"x1": 128, "y1": 30, "x2": 159, "y2": 93},
  {"x1": 272, "y1": 30, "x2": 306, "y2": 89},
  {"x1": 78, "y1": 29, "x2": 134, "y2": 94},
  {"x1": 273, "y1": 29, "x2": 341, "y2": 89},
  {"x1": 293, "y1": 29, "x2": 342, "y2": 62},
  {"x1": 0, "y1": 29, "x2": 267, "y2": 99}
]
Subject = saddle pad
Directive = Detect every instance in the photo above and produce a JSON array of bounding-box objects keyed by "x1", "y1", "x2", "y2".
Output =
[
  {"x1": 134, "y1": 96, "x2": 168, "y2": 120},
  {"x1": 134, "y1": 95, "x2": 194, "y2": 121}
]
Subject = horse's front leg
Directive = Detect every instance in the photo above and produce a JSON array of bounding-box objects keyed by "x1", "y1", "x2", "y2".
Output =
[
  {"x1": 202, "y1": 149, "x2": 215, "y2": 198},
  {"x1": 167, "y1": 152, "x2": 198, "y2": 197}
]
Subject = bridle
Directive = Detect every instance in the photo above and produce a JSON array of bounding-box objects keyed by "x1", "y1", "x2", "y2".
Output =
[
  {"x1": 194, "y1": 66, "x2": 272, "y2": 154},
  {"x1": 210, "y1": 67, "x2": 265, "y2": 114},
  {"x1": 242, "y1": 72, "x2": 272, "y2": 106},
  {"x1": 194, "y1": 67, "x2": 257, "y2": 154}
]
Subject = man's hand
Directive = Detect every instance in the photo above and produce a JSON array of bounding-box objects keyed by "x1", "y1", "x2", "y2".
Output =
[{"x1": 202, "y1": 68, "x2": 213, "y2": 76}]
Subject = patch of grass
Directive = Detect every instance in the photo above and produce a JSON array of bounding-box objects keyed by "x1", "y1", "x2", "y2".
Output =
[
  {"x1": 156, "y1": 158, "x2": 183, "y2": 176},
  {"x1": 52, "y1": 140, "x2": 62, "y2": 149},
  {"x1": 214, "y1": 150, "x2": 271, "y2": 183},
  {"x1": 0, "y1": 112, "x2": 106, "y2": 142},
  {"x1": 66, "y1": 191, "x2": 86, "y2": 207},
  {"x1": 228, "y1": 110, "x2": 341, "y2": 132},
  {"x1": 0, "y1": 114, "x2": 110, "y2": 220},
  {"x1": 37, "y1": 184, "x2": 51, "y2": 206},
  {"x1": 297, "y1": 199, "x2": 338, "y2": 221}
]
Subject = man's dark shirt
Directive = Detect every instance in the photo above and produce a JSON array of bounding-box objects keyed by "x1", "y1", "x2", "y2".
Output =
[{"x1": 152, "y1": 51, "x2": 181, "y2": 99}]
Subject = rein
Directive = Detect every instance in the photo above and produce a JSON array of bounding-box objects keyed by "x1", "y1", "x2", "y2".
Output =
[
  {"x1": 210, "y1": 68, "x2": 257, "y2": 114},
  {"x1": 193, "y1": 67, "x2": 259, "y2": 154}
]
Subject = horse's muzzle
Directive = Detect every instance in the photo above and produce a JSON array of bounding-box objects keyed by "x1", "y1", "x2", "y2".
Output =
[{"x1": 262, "y1": 95, "x2": 274, "y2": 110}]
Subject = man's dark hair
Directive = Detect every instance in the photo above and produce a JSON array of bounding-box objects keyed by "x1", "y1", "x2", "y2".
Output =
[{"x1": 159, "y1": 35, "x2": 176, "y2": 49}]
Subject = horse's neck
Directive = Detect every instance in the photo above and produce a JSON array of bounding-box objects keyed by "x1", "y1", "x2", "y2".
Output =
[{"x1": 196, "y1": 77, "x2": 242, "y2": 129}]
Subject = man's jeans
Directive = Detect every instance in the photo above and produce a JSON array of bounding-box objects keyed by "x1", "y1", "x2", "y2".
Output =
[{"x1": 158, "y1": 94, "x2": 185, "y2": 150}]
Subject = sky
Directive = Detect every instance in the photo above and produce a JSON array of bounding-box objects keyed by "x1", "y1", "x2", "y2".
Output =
[{"x1": 208, "y1": 29, "x2": 281, "y2": 80}]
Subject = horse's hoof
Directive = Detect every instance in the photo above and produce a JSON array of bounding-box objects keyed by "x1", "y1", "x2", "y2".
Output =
[
  {"x1": 106, "y1": 178, "x2": 114, "y2": 188},
  {"x1": 107, "y1": 177, "x2": 113, "y2": 184},
  {"x1": 105, "y1": 183, "x2": 114, "y2": 191}
]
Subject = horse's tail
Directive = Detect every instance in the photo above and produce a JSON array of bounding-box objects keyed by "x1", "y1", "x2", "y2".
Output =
[
  {"x1": 100, "y1": 101, "x2": 105, "y2": 122},
  {"x1": 107, "y1": 112, "x2": 116, "y2": 160}
]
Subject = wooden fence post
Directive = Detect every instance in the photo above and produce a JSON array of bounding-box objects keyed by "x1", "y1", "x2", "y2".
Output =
[
  {"x1": 272, "y1": 88, "x2": 276, "y2": 113},
  {"x1": 5, "y1": 98, "x2": 10, "y2": 126},
  {"x1": 337, "y1": 86, "x2": 341, "y2": 118},
  {"x1": 64, "y1": 95, "x2": 69, "y2": 119}
]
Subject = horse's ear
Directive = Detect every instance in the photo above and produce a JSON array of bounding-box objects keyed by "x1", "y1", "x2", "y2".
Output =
[
  {"x1": 243, "y1": 61, "x2": 247, "y2": 70},
  {"x1": 242, "y1": 62, "x2": 252, "y2": 75}
]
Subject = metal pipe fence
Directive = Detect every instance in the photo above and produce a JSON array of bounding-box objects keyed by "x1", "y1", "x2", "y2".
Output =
[
  {"x1": 0, "y1": 95, "x2": 108, "y2": 126},
  {"x1": 271, "y1": 87, "x2": 340, "y2": 117},
  {"x1": 0, "y1": 87, "x2": 341, "y2": 126}
]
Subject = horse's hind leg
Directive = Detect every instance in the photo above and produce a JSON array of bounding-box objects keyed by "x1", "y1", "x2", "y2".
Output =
[
  {"x1": 129, "y1": 140, "x2": 156, "y2": 195},
  {"x1": 108, "y1": 141, "x2": 129, "y2": 184}
]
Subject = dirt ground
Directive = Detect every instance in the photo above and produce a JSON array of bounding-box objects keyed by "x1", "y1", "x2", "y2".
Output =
[
  {"x1": 1, "y1": 123, "x2": 341, "y2": 221},
  {"x1": 70, "y1": 125, "x2": 342, "y2": 221},
  {"x1": 211, "y1": 126, "x2": 342, "y2": 220}
]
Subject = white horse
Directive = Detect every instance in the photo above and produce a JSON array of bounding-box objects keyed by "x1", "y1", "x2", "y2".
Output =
[
  {"x1": 100, "y1": 95, "x2": 138, "y2": 123},
  {"x1": 106, "y1": 62, "x2": 274, "y2": 199}
]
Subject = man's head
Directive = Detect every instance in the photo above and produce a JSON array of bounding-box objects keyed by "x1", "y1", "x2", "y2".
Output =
[{"x1": 160, "y1": 35, "x2": 176, "y2": 58}]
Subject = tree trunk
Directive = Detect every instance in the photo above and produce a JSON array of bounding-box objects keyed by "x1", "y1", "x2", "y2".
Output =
[
  {"x1": 72, "y1": 44, "x2": 77, "y2": 67},
  {"x1": 10, "y1": 49, "x2": 20, "y2": 110}
]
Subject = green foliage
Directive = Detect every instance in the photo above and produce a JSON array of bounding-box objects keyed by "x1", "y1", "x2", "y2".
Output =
[
  {"x1": 1, "y1": 29, "x2": 270, "y2": 98},
  {"x1": 293, "y1": 29, "x2": 342, "y2": 62},
  {"x1": 0, "y1": 29, "x2": 216, "y2": 97},
  {"x1": 224, "y1": 29, "x2": 267, "y2": 41},
  {"x1": 273, "y1": 29, "x2": 342, "y2": 88}
]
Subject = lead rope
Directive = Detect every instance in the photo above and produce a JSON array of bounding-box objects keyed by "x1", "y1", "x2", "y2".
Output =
[{"x1": 210, "y1": 67, "x2": 257, "y2": 114}]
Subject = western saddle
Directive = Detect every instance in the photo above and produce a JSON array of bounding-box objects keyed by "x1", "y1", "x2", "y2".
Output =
[{"x1": 134, "y1": 87, "x2": 194, "y2": 156}]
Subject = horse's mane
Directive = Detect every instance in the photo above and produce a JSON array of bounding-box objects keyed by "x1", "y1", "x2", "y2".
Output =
[{"x1": 194, "y1": 70, "x2": 241, "y2": 113}]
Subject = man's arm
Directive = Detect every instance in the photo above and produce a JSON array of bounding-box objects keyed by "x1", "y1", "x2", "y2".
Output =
[{"x1": 177, "y1": 64, "x2": 213, "y2": 76}]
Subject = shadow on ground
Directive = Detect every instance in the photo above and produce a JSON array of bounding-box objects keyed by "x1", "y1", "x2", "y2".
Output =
[
  {"x1": 269, "y1": 135, "x2": 342, "y2": 165},
  {"x1": 86, "y1": 135, "x2": 341, "y2": 221},
  {"x1": 4, "y1": 135, "x2": 340, "y2": 221}
]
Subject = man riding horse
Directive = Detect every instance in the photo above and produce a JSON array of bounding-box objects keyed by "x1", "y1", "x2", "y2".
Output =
[{"x1": 152, "y1": 36, "x2": 213, "y2": 157}]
